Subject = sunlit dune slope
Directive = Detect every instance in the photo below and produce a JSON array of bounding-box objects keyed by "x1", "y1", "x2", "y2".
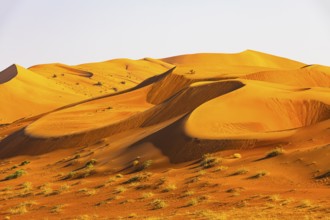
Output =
[
  {"x1": 0, "y1": 64, "x2": 85, "y2": 124},
  {"x1": 162, "y1": 50, "x2": 305, "y2": 69},
  {"x1": 29, "y1": 58, "x2": 173, "y2": 97},
  {"x1": 184, "y1": 80, "x2": 330, "y2": 140}
]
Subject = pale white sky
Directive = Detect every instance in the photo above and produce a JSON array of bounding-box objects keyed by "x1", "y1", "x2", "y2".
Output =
[{"x1": 0, "y1": 0, "x2": 329, "y2": 70}]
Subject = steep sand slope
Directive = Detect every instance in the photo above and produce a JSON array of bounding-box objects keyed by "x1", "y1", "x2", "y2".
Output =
[
  {"x1": 29, "y1": 58, "x2": 173, "y2": 97},
  {"x1": 0, "y1": 65, "x2": 86, "y2": 124}
]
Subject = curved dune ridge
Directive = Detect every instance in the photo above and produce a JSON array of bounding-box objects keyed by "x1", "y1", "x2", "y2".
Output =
[{"x1": 0, "y1": 50, "x2": 329, "y2": 162}]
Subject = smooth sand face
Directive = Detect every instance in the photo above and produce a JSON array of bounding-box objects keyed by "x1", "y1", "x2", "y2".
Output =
[{"x1": 0, "y1": 50, "x2": 329, "y2": 219}]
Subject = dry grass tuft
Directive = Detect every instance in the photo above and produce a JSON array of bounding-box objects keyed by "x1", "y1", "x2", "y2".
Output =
[
  {"x1": 150, "y1": 199, "x2": 167, "y2": 209},
  {"x1": 200, "y1": 154, "x2": 221, "y2": 169}
]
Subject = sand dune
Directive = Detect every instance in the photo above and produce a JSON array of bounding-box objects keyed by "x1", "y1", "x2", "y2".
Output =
[
  {"x1": 0, "y1": 64, "x2": 86, "y2": 124},
  {"x1": 0, "y1": 50, "x2": 329, "y2": 219}
]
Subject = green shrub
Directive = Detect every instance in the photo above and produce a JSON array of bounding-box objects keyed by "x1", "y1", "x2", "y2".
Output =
[
  {"x1": 5, "y1": 170, "x2": 26, "y2": 180},
  {"x1": 85, "y1": 159, "x2": 97, "y2": 168},
  {"x1": 265, "y1": 148, "x2": 284, "y2": 158},
  {"x1": 19, "y1": 161, "x2": 30, "y2": 166}
]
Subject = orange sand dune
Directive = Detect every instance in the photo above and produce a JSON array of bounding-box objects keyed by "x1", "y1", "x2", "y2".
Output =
[
  {"x1": 0, "y1": 50, "x2": 329, "y2": 219},
  {"x1": 0, "y1": 64, "x2": 86, "y2": 124},
  {"x1": 29, "y1": 58, "x2": 172, "y2": 97},
  {"x1": 162, "y1": 50, "x2": 305, "y2": 69}
]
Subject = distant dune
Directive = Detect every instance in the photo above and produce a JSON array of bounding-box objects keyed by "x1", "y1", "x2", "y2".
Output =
[{"x1": 0, "y1": 50, "x2": 329, "y2": 219}]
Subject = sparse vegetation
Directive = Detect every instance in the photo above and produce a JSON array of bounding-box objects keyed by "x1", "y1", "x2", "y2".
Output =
[
  {"x1": 19, "y1": 160, "x2": 30, "y2": 166},
  {"x1": 22, "y1": 182, "x2": 33, "y2": 190},
  {"x1": 85, "y1": 159, "x2": 97, "y2": 168},
  {"x1": 116, "y1": 173, "x2": 123, "y2": 178},
  {"x1": 190, "y1": 210, "x2": 227, "y2": 220},
  {"x1": 132, "y1": 160, "x2": 139, "y2": 167},
  {"x1": 51, "y1": 204, "x2": 65, "y2": 213},
  {"x1": 137, "y1": 160, "x2": 153, "y2": 171},
  {"x1": 150, "y1": 199, "x2": 167, "y2": 209},
  {"x1": 214, "y1": 166, "x2": 228, "y2": 172},
  {"x1": 265, "y1": 147, "x2": 284, "y2": 158},
  {"x1": 298, "y1": 200, "x2": 312, "y2": 208},
  {"x1": 141, "y1": 192, "x2": 154, "y2": 199},
  {"x1": 267, "y1": 194, "x2": 280, "y2": 202},
  {"x1": 183, "y1": 190, "x2": 194, "y2": 197},
  {"x1": 186, "y1": 198, "x2": 198, "y2": 206},
  {"x1": 94, "y1": 81, "x2": 102, "y2": 86},
  {"x1": 9, "y1": 204, "x2": 27, "y2": 215},
  {"x1": 114, "y1": 186, "x2": 127, "y2": 194},
  {"x1": 250, "y1": 170, "x2": 268, "y2": 179},
  {"x1": 85, "y1": 189, "x2": 97, "y2": 196},
  {"x1": 5, "y1": 169, "x2": 26, "y2": 180},
  {"x1": 162, "y1": 184, "x2": 177, "y2": 192},
  {"x1": 8, "y1": 201, "x2": 37, "y2": 215},
  {"x1": 124, "y1": 173, "x2": 151, "y2": 184},
  {"x1": 186, "y1": 69, "x2": 196, "y2": 74},
  {"x1": 200, "y1": 154, "x2": 221, "y2": 169},
  {"x1": 231, "y1": 168, "x2": 249, "y2": 176}
]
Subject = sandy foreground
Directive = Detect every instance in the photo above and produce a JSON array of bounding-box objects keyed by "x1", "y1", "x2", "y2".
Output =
[{"x1": 0, "y1": 50, "x2": 329, "y2": 219}]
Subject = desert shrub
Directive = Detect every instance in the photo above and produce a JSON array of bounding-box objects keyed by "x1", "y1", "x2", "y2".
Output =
[
  {"x1": 200, "y1": 154, "x2": 220, "y2": 169},
  {"x1": 137, "y1": 160, "x2": 153, "y2": 171},
  {"x1": 9, "y1": 204, "x2": 27, "y2": 215},
  {"x1": 124, "y1": 173, "x2": 150, "y2": 184},
  {"x1": 265, "y1": 147, "x2": 284, "y2": 158},
  {"x1": 141, "y1": 192, "x2": 154, "y2": 199},
  {"x1": 116, "y1": 174, "x2": 123, "y2": 178},
  {"x1": 162, "y1": 184, "x2": 176, "y2": 192},
  {"x1": 5, "y1": 170, "x2": 26, "y2": 180},
  {"x1": 250, "y1": 171, "x2": 268, "y2": 179},
  {"x1": 85, "y1": 159, "x2": 97, "y2": 168},
  {"x1": 267, "y1": 194, "x2": 280, "y2": 202},
  {"x1": 73, "y1": 154, "x2": 81, "y2": 159},
  {"x1": 94, "y1": 81, "x2": 102, "y2": 86},
  {"x1": 231, "y1": 168, "x2": 249, "y2": 176},
  {"x1": 19, "y1": 161, "x2": 30, "y2": 166},
  {"x1": 186, "y1": 198, "x2": 198, "y2": 206},
  {"x1": 51, "y1": 204, "x2": 65, "y2": 213},
  {"x1": 183, "y1": 190, "x2": 194, "y2": 197},
  {"x1": 298, "y1": 200, "x2": 312, "y2": 208},
  {"x1": 214, "y1": 166, "x2": 228, "y2": 172},
  {"x1": 132, "y1": 160, "x2": 139, "y2": 167},
  {"x1": 186, "y1": 69, "x2": 196, "y2": 74},
  {"x1": 114, "y1": 186, "x2": 126, "y2": 194},
  {"x1": 150, "y1": 199, "x2": 167, "y2": 209},
  {"x1": 80, "y1": 188, "x2": 96, "y2": 196}
]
